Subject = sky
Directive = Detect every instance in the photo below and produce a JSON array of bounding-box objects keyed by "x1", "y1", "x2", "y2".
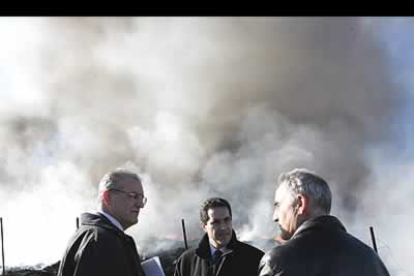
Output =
[{"x1": 0, "y1": 17, "x2": 413, "y2": 275}]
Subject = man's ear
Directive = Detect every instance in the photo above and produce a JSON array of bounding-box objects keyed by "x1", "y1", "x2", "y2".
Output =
[
  {"x1": 102, "y1": 190, "x2": 111, "y2": 206},
  {"x1": 296, "y1": 194, "x2": 309, "y2": 215},
  {"x1": 201, "y1": 223, "x2": 208, "y2": 233}
]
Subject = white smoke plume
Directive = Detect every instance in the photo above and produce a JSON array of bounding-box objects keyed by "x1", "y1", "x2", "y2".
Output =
[{"x1": 0, "y1": 17, "x2": 411, "y2": 275}]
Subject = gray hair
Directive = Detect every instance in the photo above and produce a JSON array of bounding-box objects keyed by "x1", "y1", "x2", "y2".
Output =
[
  {"x1": 98, "y1": 168, "x2": 141, "y2": 195},
  {"x1": 278, "y1": 168, "x2": 332, "y2": 214}
]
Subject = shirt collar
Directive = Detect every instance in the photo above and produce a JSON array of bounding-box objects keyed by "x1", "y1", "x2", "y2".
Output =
[
  {"x1": 98, "y1": 211, "x2": 124, "y2": 231},
  {"x1": 209, "y1": 243, "x2": 228, "y2": 257}
]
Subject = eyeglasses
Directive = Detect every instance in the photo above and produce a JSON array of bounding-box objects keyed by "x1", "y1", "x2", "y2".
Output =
[{"x1": 109, "y1": 189, "x2": 147, "y2": 206}]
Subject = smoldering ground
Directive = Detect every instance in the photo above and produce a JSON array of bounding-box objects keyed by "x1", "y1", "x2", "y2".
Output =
[{"x1": 0, "y1": 17, "x2": 411, "y2": 275}]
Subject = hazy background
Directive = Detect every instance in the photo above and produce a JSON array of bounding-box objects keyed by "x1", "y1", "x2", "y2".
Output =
[{"x1": 0, "y1": 17, "x2": 412, "y2": 275}]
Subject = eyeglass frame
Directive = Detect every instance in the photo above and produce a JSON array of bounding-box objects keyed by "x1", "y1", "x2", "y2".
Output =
[{"x1": 108, "y1": 188, "x2": 147, "y2": 206}]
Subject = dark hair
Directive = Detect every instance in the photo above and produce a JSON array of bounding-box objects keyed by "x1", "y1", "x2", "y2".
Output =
[{"x1": 200, "y1": 197, "x2": 232, "y2": 224}]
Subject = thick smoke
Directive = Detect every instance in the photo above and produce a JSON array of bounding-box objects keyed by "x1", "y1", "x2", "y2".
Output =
[{"x1": 0, "y1": 17, "x2": 410, "y2": 274}]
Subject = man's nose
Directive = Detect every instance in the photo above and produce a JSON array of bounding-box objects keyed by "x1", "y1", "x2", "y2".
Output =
[
  {"x1": 220, "y1": 222, "x2": 228, "y2": 230},
  {"x1": 135, "y1": 201, "x2": 144, "y2": 208},
  {"x1": 273, "y1": 210, "x2": 279, "y2": 222}
]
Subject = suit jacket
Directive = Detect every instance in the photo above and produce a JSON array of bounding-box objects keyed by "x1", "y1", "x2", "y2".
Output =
[
  {"x1": 58, "y1": 212, "x2": 145, "y2": 276},
  {"x1": 258, "y1": 215, "x2": 390, "y2": 276}
]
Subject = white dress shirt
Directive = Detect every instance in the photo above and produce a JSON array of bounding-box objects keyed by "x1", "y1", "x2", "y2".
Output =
[
  {"x1": 209, "y1": 243, "x2": 229, "y2": 259},
  {"x1": 98, "y1": 211, "x2": 124, "y2": 231}
]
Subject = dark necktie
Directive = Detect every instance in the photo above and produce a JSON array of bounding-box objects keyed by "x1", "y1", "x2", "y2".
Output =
[{"x1": 213, "y1": 249, "x2": 223, "y2": 263}]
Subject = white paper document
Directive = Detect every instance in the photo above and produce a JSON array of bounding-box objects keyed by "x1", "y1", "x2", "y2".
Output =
[{"x1": 141, "y1": 256, "x2": 166, "y2": 276}]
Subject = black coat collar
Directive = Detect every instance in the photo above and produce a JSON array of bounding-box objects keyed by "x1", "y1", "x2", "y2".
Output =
[
  {"x1": 195, "y1": 230, "x2": 239, "y2": 259},
  {"x1": 292, "y1": 215, "x2": 347, "y2": 240}
]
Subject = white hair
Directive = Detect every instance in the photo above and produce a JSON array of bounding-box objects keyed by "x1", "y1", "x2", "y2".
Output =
[
  {"x1": 278, "y1": 168, "x2": 332, "y2": 214},
  {"x1": 98, "y1": 168, "x2": 141, "y2": 200}
]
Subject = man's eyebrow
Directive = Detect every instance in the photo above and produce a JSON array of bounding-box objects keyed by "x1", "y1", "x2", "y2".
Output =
[{"x1": 211, "y1": 217, "x2": 230, "y2": 222}]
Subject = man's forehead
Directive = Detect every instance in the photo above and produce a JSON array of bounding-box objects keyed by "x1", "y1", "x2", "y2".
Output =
[
  {"x1": 207, "y1": 206, "x2": 230, "y2": 219},
  {"x1": 122, "y1": 179, "x2": 143, "y2": 191},
  {"x1": 275, "y1": 184, "x2": 289, "y2": 201}
]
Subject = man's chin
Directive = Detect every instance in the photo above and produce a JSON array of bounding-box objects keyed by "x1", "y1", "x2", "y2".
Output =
[
  {"x1": 219, "y1": 238, "x2": 231, "y2": 247},
  {"x1": 128, "y1": 218, "x2": 138, "y2": 227},
  {"x1": 279, "y1": 229, "x2": 293, "y2": 240}
]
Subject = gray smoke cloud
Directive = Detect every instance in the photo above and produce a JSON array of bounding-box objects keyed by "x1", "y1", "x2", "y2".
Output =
[{"x1": 0, "y1": 17, "x2": 410, "y2": 275}]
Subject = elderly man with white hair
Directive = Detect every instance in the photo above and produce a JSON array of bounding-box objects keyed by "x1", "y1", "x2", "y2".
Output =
[
  {"x1": 58, "y1": 169, "x2": 147, "y2": 276},
  {"x1": 258, "y1": 168, "x2": 390, "y2": 276}
]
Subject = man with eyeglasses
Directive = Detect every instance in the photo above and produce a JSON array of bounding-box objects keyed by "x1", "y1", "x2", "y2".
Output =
[{"x1": 58, "y1": 169, "x2": 147, "y2": 276}]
